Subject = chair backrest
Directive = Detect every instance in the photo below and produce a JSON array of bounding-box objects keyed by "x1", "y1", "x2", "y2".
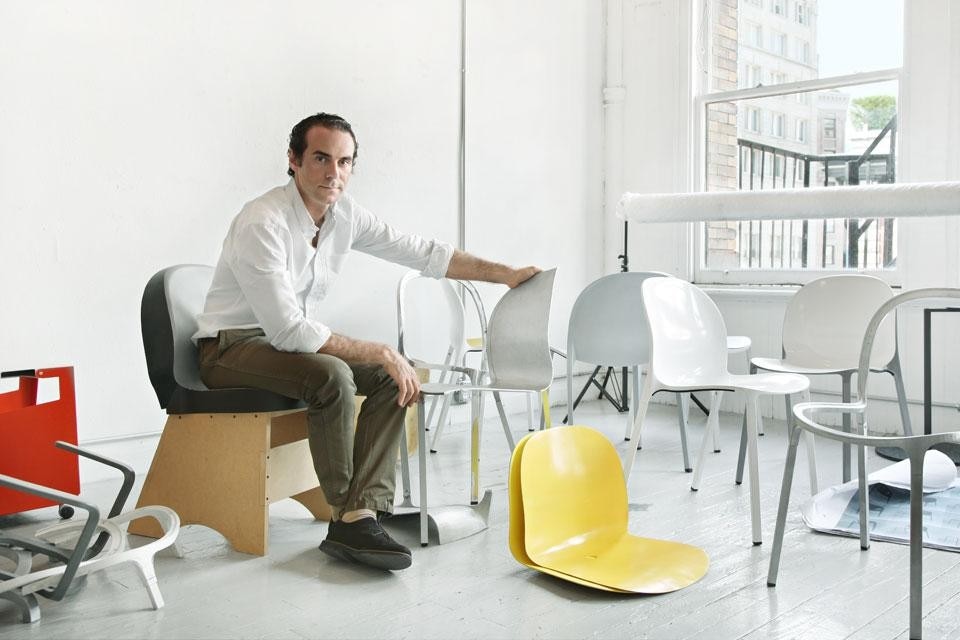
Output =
[
  {"x1": 857, "y1": 288, "x2": 960, "y2": 402},
  {"x1": 566, "y1": 271, "x2": 668, "y2": 367},
  {"x1": 641, "y1": 277, "x2": 730, "y2": 387},
  {"x1": 517, "y1": 426, "x2": 626, "y2": 555},
  {"x1": 782, "y1": 274, "x2": 896, "y2": 370},
  {"x1": 396, "y1": 272, "x2": 482, "y2": 368},
  {"x1": 141, "y1": 265, "x2": 303, "y2": 414},
  {"x1": 486, "y1": 269, "x2": 557, "y2": 390}
]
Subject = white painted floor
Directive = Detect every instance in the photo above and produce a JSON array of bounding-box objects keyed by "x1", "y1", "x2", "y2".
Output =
[{"x1": 3, "y1": 397, "x2": 960, "y2": 639}]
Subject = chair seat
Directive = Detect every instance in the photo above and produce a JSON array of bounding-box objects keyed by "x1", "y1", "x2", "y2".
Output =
[
  {"x1": 662, "y1": 371, "x2": 810, "y2": 396},
  {"x1": 726, "y1": 335, "x2": 752, "y2": 354},
  {"x1": 751, "y1": 356, "x2": 855, "y2": 376},
  {"x1": 421, "y1": 380, "x2": 550, "y2": 396},
  {"x1": 166, "y1": 386, "x2": 306, "y2": 415}
]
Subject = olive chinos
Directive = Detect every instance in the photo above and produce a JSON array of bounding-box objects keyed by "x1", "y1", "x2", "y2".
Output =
[{"x1": 198, "y1": 328, "x2": 406, "y2": 517}]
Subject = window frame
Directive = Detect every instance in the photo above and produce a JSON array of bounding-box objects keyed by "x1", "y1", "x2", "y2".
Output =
[{"x1": 692, "y1": 68, "x2": 903, "y2": 286}]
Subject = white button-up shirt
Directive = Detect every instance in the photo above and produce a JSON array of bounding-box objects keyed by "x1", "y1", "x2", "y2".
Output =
[{"x1": 193, "y1": 180, "x2": 454, "y2": 352}]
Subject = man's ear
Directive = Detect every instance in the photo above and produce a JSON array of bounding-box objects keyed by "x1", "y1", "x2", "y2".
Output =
[{"x1": 287, "y1": 149, "x2": 299, "y2": 173}]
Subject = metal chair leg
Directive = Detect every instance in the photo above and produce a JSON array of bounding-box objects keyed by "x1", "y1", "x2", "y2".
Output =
[{"x1": 767, "y1": 425, "x2": 802, "y2": 586}]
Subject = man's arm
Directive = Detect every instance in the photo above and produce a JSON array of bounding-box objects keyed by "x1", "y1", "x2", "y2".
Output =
[
  {"x1": 444, "y1": 249, "x2": 540, "y2": 289},
  {"x1": 318, "y1": 334, "x2": 420, "y2": 407}
]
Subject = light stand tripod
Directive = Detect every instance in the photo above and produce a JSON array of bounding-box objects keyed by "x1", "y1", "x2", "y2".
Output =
[{"x1": 561, "y1": 221, "x2": 713, "y2": 424}]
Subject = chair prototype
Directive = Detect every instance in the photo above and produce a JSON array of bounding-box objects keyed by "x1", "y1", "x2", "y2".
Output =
[
  {"x1": 0, "y1": 442, "x2": 179, "y2": 623},
  {"x1": 129, "y1": 264, "x2": 331, "y2": 555},
  {"x1": 769, "y1": 287, "x2": 960, "y2": 640},
  {"x1": 626, "y1": 277, "x2": 815, "y2": 545},
  {"x1": 508, "y1": 425, "x2": 708, "y2": 593},
  {"x1": 396, "y1": 273, "x2": 512, "y2": 453},
  {"x1": 395, "y1": 268, "x2": 557, "y2": 546},
  {"x1": 750, "y1": 274, "x2": 912, "y2": 483},
  {"x1": 565, "y1": 273, "x2": 754, "y2": 471},
  {"x1": 1, "y1": 367, "x2": 80, "y2": 518}
]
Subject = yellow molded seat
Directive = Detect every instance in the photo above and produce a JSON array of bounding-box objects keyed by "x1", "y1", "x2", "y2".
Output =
[{"x1": 509, "y1": 425, "x2": 708, "y2": 593}]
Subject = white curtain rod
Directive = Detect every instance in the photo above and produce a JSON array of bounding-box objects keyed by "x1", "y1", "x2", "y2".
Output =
[{"x1": 617, "y1": 181, "x2": 960, "y2": 223}]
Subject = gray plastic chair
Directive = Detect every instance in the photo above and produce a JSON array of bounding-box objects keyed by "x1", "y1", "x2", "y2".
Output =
[
  {"x1": 769, "y1": 287, "x2": 960, "y2": 640},
  {"x1": 565, "y1": 272, "x2": 695, "y2": 471},
  {"x1": 395, "y1": 268, "x2": 557, "y2": 546},
  {"x1": 750, "y1": 274, "x2": 912, "y2": 484}
]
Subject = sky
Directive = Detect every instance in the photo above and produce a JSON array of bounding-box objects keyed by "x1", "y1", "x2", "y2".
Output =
[
  {"x1": 816, "y1": 0, "x2": 902, "y2": 100},
  {"x1": 817, "y1": 0, "x2": 903, "y2": 76}
]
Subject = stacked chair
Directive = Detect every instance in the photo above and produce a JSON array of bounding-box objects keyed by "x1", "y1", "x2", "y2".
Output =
[
  {"x1": 509, "y1": 425, "x2": 708, "y2": 593},
  {"x1": 395, "y1": 269, "x2": 557, "y2": 546}
]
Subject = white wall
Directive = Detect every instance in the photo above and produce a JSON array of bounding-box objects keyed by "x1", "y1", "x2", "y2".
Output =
[{"x1": 0, "y1": 1, "x2": 603, "y2": 475}]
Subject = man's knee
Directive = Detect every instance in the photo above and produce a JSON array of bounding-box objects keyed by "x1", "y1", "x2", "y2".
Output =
[{"x1": 303, "y1": 356, "x2": 356, "y2": 406}]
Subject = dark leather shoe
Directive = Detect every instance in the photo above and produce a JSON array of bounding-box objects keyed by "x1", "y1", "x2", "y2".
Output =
[{"x1": 319, "y1": 518, "x2": 412, "y2": 570}]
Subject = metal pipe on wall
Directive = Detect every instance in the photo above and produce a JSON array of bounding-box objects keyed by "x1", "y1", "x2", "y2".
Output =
[{"x1": 603, "y1": 0, "x2": 626, "y2": 273}]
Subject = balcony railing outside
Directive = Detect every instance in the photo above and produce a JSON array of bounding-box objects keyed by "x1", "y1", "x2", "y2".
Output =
[{"x1": 705, "y1": 116, "x2": 897, "y2": 272}]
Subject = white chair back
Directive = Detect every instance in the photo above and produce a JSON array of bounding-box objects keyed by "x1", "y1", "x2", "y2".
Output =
[
  {"x1": 641, "y1": 277, "x2": 730, "y2": 388},
  {"x1": 782, "y1": 274, "x2": 896, "y2": 370},
  {"x1": 396, "y1": 272, "x2": 469, "y2": 367}
]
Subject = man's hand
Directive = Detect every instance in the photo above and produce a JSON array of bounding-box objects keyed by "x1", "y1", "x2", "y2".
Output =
[
  {"x1": 381, "y1": 348, "x2": 421, "y2": 407},
  {"x1": 506, "y1": 266, "x2": 542, "y2": 289}
]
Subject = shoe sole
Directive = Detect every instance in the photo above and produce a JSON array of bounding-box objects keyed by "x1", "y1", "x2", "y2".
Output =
[{"x1": 319, "y1": 539, "x2": 412, "y2": 571}]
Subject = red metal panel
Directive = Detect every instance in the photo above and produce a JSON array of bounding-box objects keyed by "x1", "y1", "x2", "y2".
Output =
[{"x1": 0, "y1": 367, "x2": 81, "y2": 516}]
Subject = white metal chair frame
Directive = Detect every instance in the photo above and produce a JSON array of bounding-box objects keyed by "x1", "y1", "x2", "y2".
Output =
[
  {"x1": 396, "y1": 269, "x2": 557, "y2": 546},
  {"x1": 397, "y1": 272, "x2": 491, "y2": 452},
  {"x1": 749, "y1": 274, "x2": 913, "y2": 485},
  {"x1": 769, "y1": 287, "x2": 960, "y2": 640},
  {"x1": 626, "y1": 276, "x2": 816, "y2": 545}
]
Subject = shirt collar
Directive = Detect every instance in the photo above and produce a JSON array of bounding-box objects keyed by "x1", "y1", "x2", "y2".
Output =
[{"x1": 285, "y1": 178, "x2": 337, "y2": 239}]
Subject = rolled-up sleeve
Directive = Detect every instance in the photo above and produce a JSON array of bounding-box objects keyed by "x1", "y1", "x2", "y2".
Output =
[
  {"x1": 350, "y1": 205, "x2": 454, "y2": 278},
  {"x1": 230, "y1": 221, "x2": 332, "y2": 352}
]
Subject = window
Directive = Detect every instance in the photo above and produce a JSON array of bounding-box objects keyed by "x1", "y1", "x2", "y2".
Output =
[
  {"x1": 772, "y1": 32, "x2": 787, "y2": 56},
  {"x1": 772, "y1": 112, "x2": 785, "y2": 137},
  {"x1": 822, "y1": 116, "x2": 837, "y2": 139},
  {"x1": 697, "y1": 0, "x2": 903, "y2": 285},
  {"x1": 795, "y1": 118, "x2": 807, "y2": 142}
]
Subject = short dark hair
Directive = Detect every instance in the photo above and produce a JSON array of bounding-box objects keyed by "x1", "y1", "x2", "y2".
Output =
[{"x1": 287, "y1": 113, "x2": 359, "y2": 177}]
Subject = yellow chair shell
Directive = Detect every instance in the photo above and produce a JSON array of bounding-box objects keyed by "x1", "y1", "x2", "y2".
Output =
[{"x1": 509, "y1": 425, "x2": 708, "y2": 594}]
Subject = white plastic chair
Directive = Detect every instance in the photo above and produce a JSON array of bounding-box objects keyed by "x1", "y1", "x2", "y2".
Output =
[
  {"x1": 396, "y1": 272, "x2": 489, "y2": 452},
  {"x1": 396, "y1": 269, "x2": 557, "y2": 546},
  {"x1": 0, "y1": 442, "x2": 180, "y2": 622},
  {"x1": 625, "y1": 276, "x2": 816, "y2": 545},
  {"x1": 750, "y1": 274, "x2": 912, "y2": 483},
  {"x1": 566, "y1": 272, "x2": 756, "y2": 472},
  {"x1": 769, "y1": 288, "x2": 960, "y2": 640}
]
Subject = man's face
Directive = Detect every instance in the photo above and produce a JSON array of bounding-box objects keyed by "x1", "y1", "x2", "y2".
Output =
[{"x1": 288, "y1": 125, "x2": 355, "y2": 219}]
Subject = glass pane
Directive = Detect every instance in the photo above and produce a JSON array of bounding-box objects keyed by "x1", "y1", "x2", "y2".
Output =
[
  {"x1": 738, "y1": 0, "x2": 903, "y2": 90},
  {"x1": 703, "y1": 80, "x2": 898, "y2": 271}
]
